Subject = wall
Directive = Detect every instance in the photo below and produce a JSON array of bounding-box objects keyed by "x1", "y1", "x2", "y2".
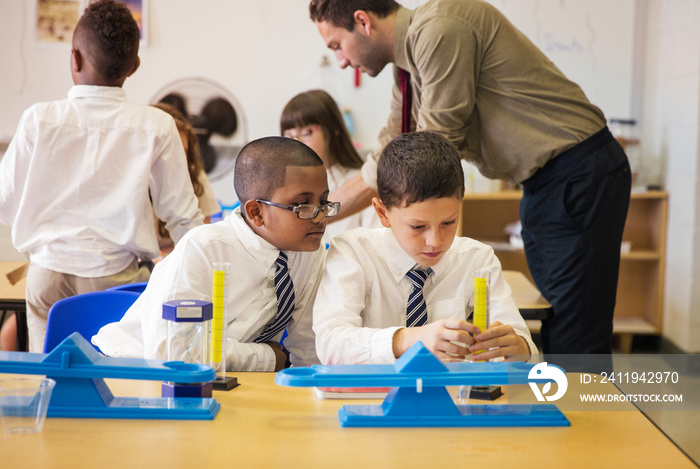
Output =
[
  {"x1": 0, "y1": 0, "x2": 639, "y2": 214},
  {"x1": 0, "y1": 0, "x2": 398, "y2": 205},
  {"x1": 641, "y1": 0, "x2": 700, "y2": 352},
  {"x1": 0, "y1": 0, "x2": 396, "y2": 144},
  {"x1": 0, "y1": 0, "x2": 638, "y2": 138},
  {"x1": 488, "y1": 0, "x2": 637, "y2": 120},
  {"x1": 0, "y1": 0, "x2": 637, "y2": 195}
]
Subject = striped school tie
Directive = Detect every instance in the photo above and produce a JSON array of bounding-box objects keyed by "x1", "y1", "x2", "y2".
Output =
[
  {"x1": 405, "y1": 268, "x2": 432, "y2": 327},
  {"x1": 397, "y1": 67, "x2": 412, "y2": 133},
  {"x1": 254, "y1": 252, "x2": 295, "y2": 343}
]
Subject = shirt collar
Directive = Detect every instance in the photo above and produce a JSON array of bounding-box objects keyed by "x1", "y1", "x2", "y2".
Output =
[
  {"x1": 380, "y1": 228, "x2": 443, "y2": 284},
  {"x1": 393, "y1": 7, "x2": 413, "y2": 71},
  {"x1": 68, "y1": 85, "x2": 127, "y2": 103},
  {"x1": 228, "y1": 208, "x2": 284, "y2": 272}
]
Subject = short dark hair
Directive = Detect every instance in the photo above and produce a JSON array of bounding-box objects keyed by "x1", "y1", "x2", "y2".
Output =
[
  {"x1": 377, "y1": 132, "x2": 465, "y2": 209},
  {"x1": 309, "y1": 0, "x2": 400, "y2": 31},
  {"x1": 74, "y1": 0, "x2": 140, "y2": 82},
  {"x1": 280, "y1": 89, "x2": 363, "y2": 170},
  {"x1": 234, "y1": 137, "x2": 324, "y2": 208}
]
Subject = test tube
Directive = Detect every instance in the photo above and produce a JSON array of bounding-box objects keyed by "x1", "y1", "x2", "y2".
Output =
[
  {"x1": 473, "y1": 268, "x2": 491, "y2": 344},
  {"x1": 211, "y1": 261, "x2": 230, "y2": 377},
  {"x1": 458, "y1": 268, "x2": 491, "y2": 404}
]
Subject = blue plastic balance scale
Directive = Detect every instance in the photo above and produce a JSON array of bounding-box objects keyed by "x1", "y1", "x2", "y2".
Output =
[
  {"x1": 275, "y1": 342, "x2": 570, "y2": 428},
  {"x1": 0, "y1": 333, "x2": 220, "y2": 420}
]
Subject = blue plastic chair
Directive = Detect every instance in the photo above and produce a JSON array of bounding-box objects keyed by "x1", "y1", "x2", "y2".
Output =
[
  {"x1": 43, "y1": 290, "x2": 141, "y2": 353},
  {"x1": 106, "y1": 281, "x2": 148, "y2": 294}
]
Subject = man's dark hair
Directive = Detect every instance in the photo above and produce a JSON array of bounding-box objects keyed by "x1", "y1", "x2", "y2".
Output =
[
  {"x1": 377, "y1": 132, "x2": 465, "y2": 209},
  {"x1": 74, "y1": 0, "x2": 140, "y2": 82},
  {"x1": 309, "y1": 0, "x2": 400, "y2": 31},
  {"x1": 234, "y1": 137, "x2": 324, "y2": 208}
]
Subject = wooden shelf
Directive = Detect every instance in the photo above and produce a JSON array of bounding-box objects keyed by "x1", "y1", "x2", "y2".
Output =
[
  {"x1": 621, "y1": 250, "x2": 660, "y2": 261},
  {"x1": 525, "y1": 317, "x2": 658, "y2": 335},
  {"x1": 525, "y1": 319, "x2": 542, "y2": 334},
  {"x1": 461, "y1": 190, "x2": 668, "y2": 351},
  {"x1": 487, "y1": 247, "x2": 658, "y2": 260},
  {"x1": 613, "y1": 317, "x2": 659, "y2": 335}
]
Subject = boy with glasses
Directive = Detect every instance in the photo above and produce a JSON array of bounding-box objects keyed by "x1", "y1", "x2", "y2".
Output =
[{"x1": 94, "y1": 137, "x2": 335, "y2": 371}]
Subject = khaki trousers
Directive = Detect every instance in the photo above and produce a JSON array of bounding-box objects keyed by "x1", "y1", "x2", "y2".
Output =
[{"x1": 25, "y1": 259, "x2": 150, "y2": 353}]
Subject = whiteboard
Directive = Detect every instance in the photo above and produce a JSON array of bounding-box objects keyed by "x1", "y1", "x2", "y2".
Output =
[{"x1": 400, "y1": 0, "x2": 637, "y2": 119}]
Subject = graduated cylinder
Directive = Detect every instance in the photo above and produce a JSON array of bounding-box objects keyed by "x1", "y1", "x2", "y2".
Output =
[
  {"x1": 211, "y1": 262, "x2": 230, "y2": 375},
  {"x1": 472, "y1": 268, "x2": 491, "y2": 358}
]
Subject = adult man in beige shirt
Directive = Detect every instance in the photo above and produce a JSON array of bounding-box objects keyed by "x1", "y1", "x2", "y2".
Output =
[{"x1": 309, "y1": 0, "x2": 631, "y2": 355}]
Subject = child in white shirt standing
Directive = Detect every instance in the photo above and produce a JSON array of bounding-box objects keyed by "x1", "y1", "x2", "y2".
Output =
[
  {"x1": 313, "y1": 131, "x2": 536, "y2": 364},
  {"x1": 0, "y1": 0, "x2": 203, "y2": 353}
]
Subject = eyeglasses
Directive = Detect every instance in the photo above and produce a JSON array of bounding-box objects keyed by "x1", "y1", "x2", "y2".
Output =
[
  {"x1": 283, "y1": 126, "x2": 317, "y2": 142},
  {"x1": 255, "y1": 199, "x2": 341, "y2": 220}
]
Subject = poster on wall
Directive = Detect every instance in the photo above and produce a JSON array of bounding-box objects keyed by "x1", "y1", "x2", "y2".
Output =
[
  {"x1": 36, "y1": 0, "x2": 81, "y2": 44},
  {"x1": 123, "y1": 0, "x2": 147, "y2": 45},
  {"x1": 35, "y1": 0, "x2": 147, "y2": 46}
]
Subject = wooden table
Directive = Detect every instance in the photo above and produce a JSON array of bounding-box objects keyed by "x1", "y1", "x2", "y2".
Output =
[
  {"x1": 0, "y1": 261, "x2": 27, "y2": 351},
  {"x1": 503, "y1": 269, "x2": 552, "y2": 321},
  {"x1": 0, "y1": 372, "x2": 694, "y2": 468}
]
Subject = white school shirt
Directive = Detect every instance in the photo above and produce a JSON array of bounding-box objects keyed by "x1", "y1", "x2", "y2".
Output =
[
  {"x1": 324, "y1": 164, "x2": 381, "y2": 243},
  {"x1": 313, "y1": 227, "x2": 537, "y2": 365},
  {"x1": 0, "y1": 85, "x2": 203, "y2": 277},
  {"x1": 93, "y1": 209, "x2": 324, "y2": 371}
]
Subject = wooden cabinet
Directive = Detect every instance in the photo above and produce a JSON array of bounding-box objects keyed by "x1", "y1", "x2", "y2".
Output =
[{"x1": 459, "y1": 191, "x2": 668, "y2": 350}]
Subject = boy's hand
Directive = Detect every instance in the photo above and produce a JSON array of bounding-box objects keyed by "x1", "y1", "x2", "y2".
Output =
[
  {"x1": 267, "y1": 341, "x2": 288, "y2": 371},
  {"x1": 468, "y1": 321, "x2": 530, "y2": 361},
  {"x1": 392, "y1": 319, "x2": 480, "y2": 361}
]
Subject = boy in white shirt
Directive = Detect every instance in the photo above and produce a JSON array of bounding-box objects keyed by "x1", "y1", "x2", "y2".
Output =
[
  {"x1": 0, "y1": 0, "x2": 203, "y2": 353},
  {"x1": 94, "y1": 137, "x2": 338, "y2": 371},
  {"x1": 314, "y1": 131, "x2": 536, "y2": 364}
]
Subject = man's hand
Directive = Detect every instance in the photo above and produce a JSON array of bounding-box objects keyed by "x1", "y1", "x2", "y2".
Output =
[
  {"x1": 392, "y1": 319, "x2": 480, "y2": 361},
  {"x1": 328, "y1": 173, "x2": 376, "y2": 223}
]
